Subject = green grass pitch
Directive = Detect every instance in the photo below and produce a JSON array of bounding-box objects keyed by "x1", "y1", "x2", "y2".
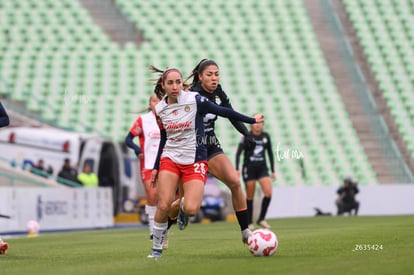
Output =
[{"x1": 1, "y1": 215, "x2": 413, "y2": 275}]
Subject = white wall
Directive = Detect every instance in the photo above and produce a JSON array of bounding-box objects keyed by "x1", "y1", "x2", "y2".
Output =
[
  {"x1": 0, "y1": 187, "x2": 113, "y2": 234},
  {"x1": 266, "y1": 184, "x2": 414, "y2": 218}
]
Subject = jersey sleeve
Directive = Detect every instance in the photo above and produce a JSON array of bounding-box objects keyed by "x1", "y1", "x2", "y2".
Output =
[
  {"x1": 125, "y1": 116, "x2": 143, "y2": 155},
  {"x1": 152, "y1": 114, "x2": 166, "y2": 170},
  {"x1": 129, "y1": 117, "x2": 143, "y2": 137},
  {"x1": 196, "y1": 95, "x2": 255, "y2": 124},
  {"x1": 153, "y1": 129, "x2": 166, "y2": 170},
  {"x1": 265, "y1": 132, "x2": 275, "y2": 173},
  {"x1": 235, "y1": 136, "x2": 245, "y2": 170},
  {"x1": 125, "y1": 132, "x2": 142, "y2": 155}
]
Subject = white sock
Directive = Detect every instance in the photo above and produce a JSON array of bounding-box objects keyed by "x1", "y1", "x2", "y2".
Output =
[
  {"x1": 152, "y1": 222, "x2": 168, "y2": 250},
  {"x1": 145, "y1": 205, "x2": 157, "y2": 236}
]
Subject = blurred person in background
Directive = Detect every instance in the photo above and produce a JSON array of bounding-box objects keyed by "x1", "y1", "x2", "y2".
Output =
[
  {"x1": 336, "y1": 176, "x2": 360, "y2": 216},
  {"x1": 57, "y1": 158, "x2": 80, "y2": 185},
  {"x1": 235, "y1": 117, "x2": 276, "y2": 230},
  {"x1": 125, "y1": 94, "x2": 161, "y2": 242},
  {"x1": 77, "y1": 162, "x2": 99, "y2": 187},
  {"x1": 31, "y1": 159, "x2": 50, "y2": 178},
  {"x1": 0, "y1": 101, "x2": 9, "y2": 255}
]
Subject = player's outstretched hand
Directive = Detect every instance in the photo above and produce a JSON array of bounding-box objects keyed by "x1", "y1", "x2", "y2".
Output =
[{"x1": 254, "y1": 113, "x2": 264, "y2": 123}]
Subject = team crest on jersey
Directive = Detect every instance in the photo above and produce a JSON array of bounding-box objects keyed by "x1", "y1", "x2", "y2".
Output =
[
  {"x1": 263, "y1": 137, "x2": 268, "y2": 144},
  {"x1": 184, "y1": 105, "x2": 190, "y2": 112},
  {"x1": 215, "y1": 96, "x2": 221, "y2": 105},
  {"x1": 156, "y1": 116, "x2": 163, "y2": 127}
]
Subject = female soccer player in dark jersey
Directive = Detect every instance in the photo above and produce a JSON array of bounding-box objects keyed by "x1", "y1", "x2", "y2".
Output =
[
  {"x1": 235, "y1": 119, "x2": 276, "y2": 229},
  {"x1": 187, "y1": 59, "x2": 257, "y2": 243}
]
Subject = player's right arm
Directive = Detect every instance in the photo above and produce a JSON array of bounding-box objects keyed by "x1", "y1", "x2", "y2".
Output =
[
  {"x1": 125, "y1": 117, "x2": 143, "y2": 158},
  {"x1": 196, "y1": 95, "x2": 263, "y2": 124},
  {"x1": 235, "y1": 137, "x2": 245, "y2": 175}
]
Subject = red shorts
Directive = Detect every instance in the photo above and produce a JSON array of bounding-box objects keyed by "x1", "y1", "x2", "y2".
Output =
[
  {"x1": 159, "y1": 158, "x2": 208, "y2": 183},
  {"x1": 141, "y1": 169, "x2": 152, "y2": 182}
]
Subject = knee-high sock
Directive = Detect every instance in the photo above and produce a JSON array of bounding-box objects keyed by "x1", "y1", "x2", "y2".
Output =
[
  {"x1": 145, "y1": 205, "x2": 157, "y2": 236},
  {"x1": 152, "y1": 222, "x2": 168, "y2": 251},
  {"x1": 235, "y1": 209, "x2": 249, "y2": 231},
  {"x1": 258, "y1": 196, "x2": 271, "y2": 222},
  {"x1": 246, "y1": 199, "x2": 253, "y2": 225}
]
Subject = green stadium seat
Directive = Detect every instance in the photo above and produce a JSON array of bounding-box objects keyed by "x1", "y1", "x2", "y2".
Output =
[{"x1": 0, "y1": 0, "x2": 380, "y2": 185}]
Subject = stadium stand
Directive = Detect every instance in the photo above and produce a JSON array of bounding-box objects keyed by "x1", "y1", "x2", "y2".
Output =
[
  {"x1": 0, "y1": 159, "x2": 65, "y2": 187},
  {"x1": 0, "y1": 0, "x2": 379, "y2": 185},
  {"x1": 343, "y1": 0, "x2": 414, "y2": 159}
]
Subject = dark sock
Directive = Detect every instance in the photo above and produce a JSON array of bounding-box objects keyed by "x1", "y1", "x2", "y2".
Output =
[
  {"x1": 235, "y1": 209, "x2": 249, "y2": 231},
  {"x1": 258, "y1": 196, "x2": 271, "y2": 222},
  {"x1": 246, "y1": 199, "x2": 253, "y2": 225},
  {"x1": 167, "y1": 216, "x2": 177, "y2": 230}
]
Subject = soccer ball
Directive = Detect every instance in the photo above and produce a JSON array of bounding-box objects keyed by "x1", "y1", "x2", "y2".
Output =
[
  {"x1": 247, "y1": 228, "x2": 278, "y2": 256},
  {"x1": 26, "y1": 220, "x2": 40, "y2": 235}
]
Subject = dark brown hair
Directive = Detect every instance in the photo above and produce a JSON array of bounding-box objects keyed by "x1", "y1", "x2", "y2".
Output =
[
  {"x1": 149, "y1": 65, "x2": 182, "y2": 99},
  {"x1": 185, "y1": 59, "x2": 219, "y2": 86}
]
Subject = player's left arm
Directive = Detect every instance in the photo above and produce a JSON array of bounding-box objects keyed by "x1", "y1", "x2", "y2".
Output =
[
  {"x1": 265, "y1": 132, "x2": 276, "y2": 179},
  {"x1": 265, "y1": 132, "x2": 275, "y2": 172},
  {"x1": 197, "y1": 95, "x2": 259, "y2": 124},
  {"x1": 235, "y1": 137, "x2": 244, "y2": 172},
  {"x1": 353, "y1": 184, "x2": 359, "y2": 195},
  {"x1": 151, "y1": 115, "x2": 166, "y2": 185}
]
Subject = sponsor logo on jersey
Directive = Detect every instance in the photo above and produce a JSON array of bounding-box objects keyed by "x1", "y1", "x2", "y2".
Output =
[{"x1": 165, "y1": 121, "x2": 192, "y2": 129}]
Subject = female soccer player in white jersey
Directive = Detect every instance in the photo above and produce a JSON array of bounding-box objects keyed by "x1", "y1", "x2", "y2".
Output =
[
  {"x1": 147, "y1": 67, "x2": 263, "y2": 258},
  {"x1": 125, "y1": 94, "x2": 160, "y2": 240}
]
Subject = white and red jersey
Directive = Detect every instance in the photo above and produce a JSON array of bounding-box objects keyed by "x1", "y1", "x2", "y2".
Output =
[
  {"x1": 154, "y1": 91, "x2": 256, "y2": 166},
  {"x1": 155, "y1": 91, "x2": 205, "y2": 165},
  {"x1": 129, "y1": 111, "x2": 160, "y2": 169}
]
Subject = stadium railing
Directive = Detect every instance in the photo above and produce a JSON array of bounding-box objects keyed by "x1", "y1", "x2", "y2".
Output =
[
  {"x1": 0, "y1": 157, "x2": 82, "y2": 188},
  {"x1": 322, "y1": 0, "x2": 414, "y2": 183},
  {"x1": 0, "y1": 78, "x2": 106, "y2": 138}
]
